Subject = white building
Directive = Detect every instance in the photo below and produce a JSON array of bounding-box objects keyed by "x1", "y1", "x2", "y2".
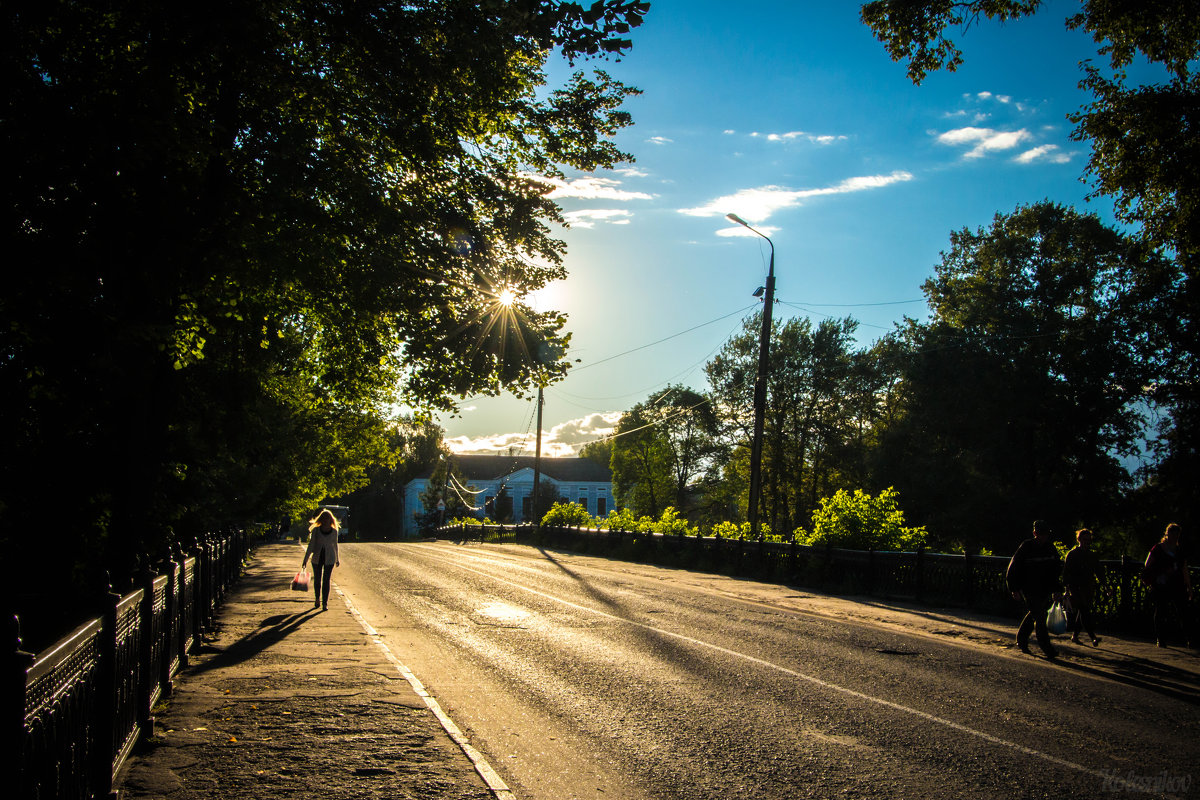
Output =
[{"x1": 402, "y1": 455, "x2": 613, "y2": 536}]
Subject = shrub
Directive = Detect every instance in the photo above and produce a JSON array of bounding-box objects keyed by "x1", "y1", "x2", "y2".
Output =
[
  {"x1": 711, "y1": 521, "x2": 742, "y2": 539},
  {"x1": 649, "y1": 507, "x2": 698, "y2": 536},
  {"x1": 541, "y1": 501, "x2": 594, "y2": 528},
  {"x1": 795, "y1": 487, "x2": 926, "y2": 551},
  {"x1": 597, "y1": 508, "x2": 633, "y2": 531}
]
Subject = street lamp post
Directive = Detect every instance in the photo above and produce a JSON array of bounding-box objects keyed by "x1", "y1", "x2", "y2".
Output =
[{"x1": 726, "y1": 213, "x2": 774, "y2": 541}]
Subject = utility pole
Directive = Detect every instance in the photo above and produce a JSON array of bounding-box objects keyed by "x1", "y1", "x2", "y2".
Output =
[
  {"x1": 726, "y1": 213, "x2": 775, "y2": 541},
  {"x1": 531, "y1": 386, "x2": 544, "y2": 529}
]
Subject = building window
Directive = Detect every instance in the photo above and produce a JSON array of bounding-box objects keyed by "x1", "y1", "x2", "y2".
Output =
[
  {"x1": 597, "y1": 497, "x2": 607, "y2": 517},
  {"x1": 578, "y1": 497, "x2": 589, "y2": 514}
]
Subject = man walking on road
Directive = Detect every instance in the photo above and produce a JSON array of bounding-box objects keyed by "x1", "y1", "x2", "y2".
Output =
[{"x1": 1007, "y1": 520, "x2": 1063, "y2": 659}]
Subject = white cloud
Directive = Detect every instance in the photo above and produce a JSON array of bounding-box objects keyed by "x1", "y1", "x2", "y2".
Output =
[
  {"x1": 445, "y1": 411, "x2": 621, "y2": 457},
  {"x1": 937, "y1": 126, "x2": 1032, "y2": 159},
  {"x1": 716, "y1": 225, "x2": 780, "y2": 238},
  {"x1": 976, "y1": 91, "x2": 1011, "y2": 104},
  {"x1": 541, "y1": 176, "x2": 655, "y2": 200},
  {"x1": 678, "y1": 171, "x2": 914, "y2": 224},
  {"x1": 1014, "y1": 144, "x2": 1073, "y2": 164},
  {"x1": 613, "y1": 167, "x2": 649, "y2": 178},
  {"x1": 751, "y1": 130, "x2": 846, "y2": 145},
  {"x1": 563, "y1": 209, "x2": 633, "y2": 228},
  {"x1": 646, "y1": 136, "x2": 673, "y2": 145},
  {"x1": 549, "y1": 412, "x2": 621, "y2": 446},
  {"x1": 444, "y1": 432, "x2": 534, "y2": 456}
]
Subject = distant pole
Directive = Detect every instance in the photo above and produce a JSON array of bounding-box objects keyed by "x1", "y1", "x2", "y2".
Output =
[
  {"x1": 531, "y1": 386, "x2": 544, "y2": 529},
  {"x1": 726, "y1": 213, "x2": 775, "y2": 541}
]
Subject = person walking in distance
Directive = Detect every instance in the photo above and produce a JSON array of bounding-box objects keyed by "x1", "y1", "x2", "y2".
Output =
[
  {"x1": 1062, "y1": 528, "x2": 1101, "y2": 646},
  {"x1": 1006, "y1": 520, "x2": 1064, "y2": 659},
  {"x1": 1142, "y1": 523, "x2": 1193, "y2": 648},
  {"x1": 303, "y1": 509, "x2": 340, "y2": 611}
]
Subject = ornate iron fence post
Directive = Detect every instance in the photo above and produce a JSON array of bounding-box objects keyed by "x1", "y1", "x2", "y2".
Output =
[
  {"x1": 174, "y1": 544, "x2": 192, "y2": 668},
  {"x1": 4, "y1": 614, "x2": 34, "y2": 791},
  {"x1": 197, "y1": 537, "x2": 213, "y2": 637},
  {"x1": 1119, "y1": 555, "x2": 1133, "y2": 623},
  {"x1": 915, "y1": 546, "x2": 926, "y2": 603},
  {"x1": 159, "y1": 554, "x2": 177, "y2": 698},
  {"x1": 137, "y1": 556, "x2": 161, "y2": 742},
  {"x1": 963, "y1": 552, "x2": 974, "y2": 608},
  {"x1": 92, "y1": 580, "x2": 120, "y2": 800}
]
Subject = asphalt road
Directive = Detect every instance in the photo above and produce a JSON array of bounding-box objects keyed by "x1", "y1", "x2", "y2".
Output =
[{"x1": 333, "y1": 541, "x2": 1198, "y2": 800}]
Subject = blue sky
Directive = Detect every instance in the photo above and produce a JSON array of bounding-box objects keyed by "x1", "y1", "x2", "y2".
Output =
[{"x1": 439, "y1": 0, "x2": 1125, "y2": 456}]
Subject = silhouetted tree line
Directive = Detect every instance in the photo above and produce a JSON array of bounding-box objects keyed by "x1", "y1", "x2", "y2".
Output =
[
  {"x1": 611, "y1": 202, "x2": 1191, "y2": 557},
  {"x1": 1, "y1": 0, "x2": 647, "y2": 639}
]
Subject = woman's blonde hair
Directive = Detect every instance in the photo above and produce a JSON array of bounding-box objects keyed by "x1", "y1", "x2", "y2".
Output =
[
  {"x1": 1162, "y1": 522, "x2": 1180, "y2": 543},
  {"x1": 308, "y1": 509, "x2": 339, "y2": 532}
]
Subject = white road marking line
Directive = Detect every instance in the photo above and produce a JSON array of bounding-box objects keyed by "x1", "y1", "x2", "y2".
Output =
[
  {"x1": 334, "y1": 586, "x2": 516, "y2": 800},
  {"x1": 416, "y1": 550, "x2": 1113, "y2": 785}
]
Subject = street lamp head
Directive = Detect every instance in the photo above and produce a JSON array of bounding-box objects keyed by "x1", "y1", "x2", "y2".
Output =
[
  {"x1": 752, "y1": 286, "x2": 765, "y2": 298},
  {"x1": 726, "y1": 213, "x2": 749, "y2": 226}
]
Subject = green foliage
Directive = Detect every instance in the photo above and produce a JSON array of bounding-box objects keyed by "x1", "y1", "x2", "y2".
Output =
[
  {"x1": 861, "y1": 1, "x2": 1200, "y2": 536},
  {"x1": 610, "y1": 385, "x2": 717, "y2": 518},
  {"x1": 860, "y1": 1, "x2": 1042, "y2": 84},
  {"x1": 795, "y1": 488, "x2": 927, "y2": 551},
  {"x1": 578, "y1": 439, "x2": 613, "y2": 470},
  {"x1": 706, "y1": 314, "x2": 883, "y2": 536},
  {"x1": 648, "y1": 507, "x2": 698, "y2": 536},
  {"x1": 602, "y1": 507, "x2": 649, "y2": 532},
  {"x1": 1, "y1": 1, "x2": 647, "y2": 588},
  {"x1": 711, "y1": 521, "x2": 744, "y2": 539},
  {"x1": 541, "y1": 501, "x2": 594, "y2": 528}
]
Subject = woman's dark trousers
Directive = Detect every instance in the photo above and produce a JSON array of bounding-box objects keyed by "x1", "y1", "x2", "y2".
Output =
[{"x1": 313, "y1": 555, "x2": 335, "y2": 609}]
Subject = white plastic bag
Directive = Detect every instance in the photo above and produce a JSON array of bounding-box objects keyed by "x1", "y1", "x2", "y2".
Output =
[{"x1": 1046, "y1": 600, "x2": 1068, "y2": 635}]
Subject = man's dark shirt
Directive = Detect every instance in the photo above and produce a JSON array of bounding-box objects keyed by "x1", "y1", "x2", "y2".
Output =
[{"x1": 1006, "y1": 536, "x2": 1062, "y2": 596}]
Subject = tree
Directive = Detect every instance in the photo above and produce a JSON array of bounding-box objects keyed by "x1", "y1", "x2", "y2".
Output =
[
  {"x1": 578, "y1": 439, "x2": 614, "y2": 469},
  {"x1": 860, "y1": 1, "x2": 1200, "y2": 525},
  {"x1": 874, "y1": 202, "x2": 1177, "y2": 551},
  {"x1": 335, "y1": 418, "x2": 446, "y2": 538},
  {"x1": 706, "y1": 314, "x2": 874, "y2": 535},
  {"x1": 1, "y1": 1, "x2": 647, "y2": 589},
  {"x1": 610, "y1": 386, "x2": 717, "y2": 518}
]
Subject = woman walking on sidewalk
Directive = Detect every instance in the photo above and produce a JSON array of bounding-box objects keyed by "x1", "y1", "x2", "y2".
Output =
[
  {"x1": 1063, "y1": 528, "x2": 1101, "y2": 646},
  {"x1": 303, "y1": 509, "x2": 340, "y2": 611},
  {"x1": 1143, "y1": 523, "x2": 1193, "y2": 647}
]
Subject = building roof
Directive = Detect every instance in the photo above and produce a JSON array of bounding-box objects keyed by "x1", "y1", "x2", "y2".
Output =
[{"x1": 423, "y1": 454, "x2": 611, "y2": 483}]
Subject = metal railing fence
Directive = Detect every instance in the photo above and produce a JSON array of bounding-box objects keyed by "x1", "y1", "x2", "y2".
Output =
[
  {"x1": 440, "y1": 522, "x2": 1198, "y2": 633},
  {"x1": 4, "y1": 530, "x2": 251, "y2": 800}
]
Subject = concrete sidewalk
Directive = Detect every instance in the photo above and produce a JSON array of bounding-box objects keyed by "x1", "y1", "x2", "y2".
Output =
[{"x1": 115, "y1": 543, "x2": 496, "y2": 800}]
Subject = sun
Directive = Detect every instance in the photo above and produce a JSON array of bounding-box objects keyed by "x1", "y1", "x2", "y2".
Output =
[{"x1": 496, "y1": 287, "x2": 517, "y2": 307}]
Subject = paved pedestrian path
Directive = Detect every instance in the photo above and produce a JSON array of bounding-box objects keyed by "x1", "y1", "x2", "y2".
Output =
[{"x1": 115, "y1": 543, "x2": 496, "y2": 800}]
